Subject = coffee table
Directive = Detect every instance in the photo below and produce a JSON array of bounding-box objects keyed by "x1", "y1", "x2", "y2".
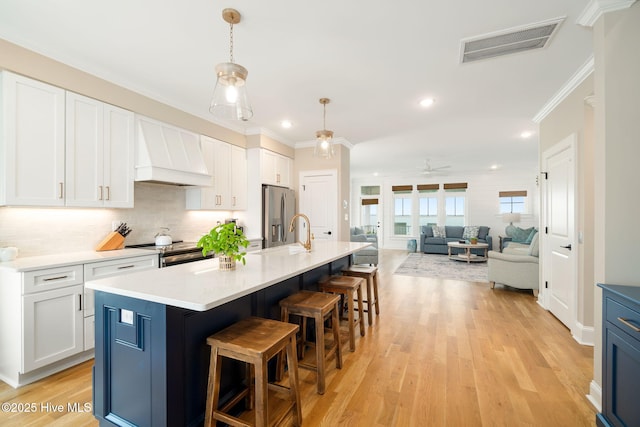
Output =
[{"x1": 447, "y1": 241, "x2": 489, "y2": 263}]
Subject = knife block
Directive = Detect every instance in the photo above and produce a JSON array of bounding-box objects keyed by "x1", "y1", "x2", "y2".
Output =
[{"x1": 95, "y1": 231, "x2": 125, "y2": 251}]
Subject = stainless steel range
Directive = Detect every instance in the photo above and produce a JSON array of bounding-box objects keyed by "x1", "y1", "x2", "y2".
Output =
[{"x1": 126, "y1": 241, "x2": 213, "y2": 268}]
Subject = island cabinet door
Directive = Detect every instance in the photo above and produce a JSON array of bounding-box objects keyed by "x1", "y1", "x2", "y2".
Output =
[{"x1": 93, "y1": 291, "x2": 167, "y2": 427}]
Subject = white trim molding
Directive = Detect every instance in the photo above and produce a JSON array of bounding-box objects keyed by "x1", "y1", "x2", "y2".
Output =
[
  {"x1": 587, "y1": 380, "x2": 602, "y2": 412},
  {"x1": 573, "y1": 321, "x2": 595, "y2": 346},
  {"x1": 533, "y1": 55, "x2": 594, "y2": 123},
  {"x1": 577, "y1": 0, "x2": 638, "y2": 27}
]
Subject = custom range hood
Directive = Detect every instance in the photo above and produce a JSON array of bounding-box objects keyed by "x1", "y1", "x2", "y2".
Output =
[{"x1": 134, "y1": 115, "x2": 211, "y2": 186}]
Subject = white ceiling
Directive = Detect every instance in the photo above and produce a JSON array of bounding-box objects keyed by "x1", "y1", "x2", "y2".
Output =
[{"x1": 0, "y1": 0, "x2": 593, "y2": 179}]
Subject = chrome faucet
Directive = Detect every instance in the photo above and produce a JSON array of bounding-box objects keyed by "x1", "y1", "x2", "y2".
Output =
[{"x1": 289, "y1": 213, "x2": 312, "y2": 251}]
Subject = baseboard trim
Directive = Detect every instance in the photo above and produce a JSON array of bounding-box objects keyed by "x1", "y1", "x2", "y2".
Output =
[
  {"x1": 573, "y1": 321, "x2": 595, "y2": 346},
  {"x1": 587, "y1": 380, "x2": 602, "y2": 412}
]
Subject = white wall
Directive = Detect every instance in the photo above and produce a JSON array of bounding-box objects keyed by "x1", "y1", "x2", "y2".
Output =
[
  {"x1": 0, "y1": 183, "x2": 238, "y2": 257},
  {"x1": 351, "y1": 168, "x2": 539, "y2": 250}
]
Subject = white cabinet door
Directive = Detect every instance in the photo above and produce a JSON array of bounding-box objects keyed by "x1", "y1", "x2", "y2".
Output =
[
  {"x1": 261, "y1": 149, "x2": 278, "y2": 186},
  {"x1": 65, "y1": 92, "x2": 134, "y2": 208},
  {"x1": 65, "y1": 92, "x2": 103, "y2": 207},
  {"x1": 260, "y1": 149, "x2": 291, "y2": 187},
  {"x1": 22, "y1": 284, "x2": 84, "y2": 372},
  {"x1": 231, "y1": 145, "x2": 247, "y2": 209},
  {"x1": 275, "y1": 154, "x2": 291, "y2": 187},
  {"x1": 1, "y1": 71, "x2": 65, "y2": 206},
  {"x1": 103, "y1": 104, "x2": 134, "y2": 208},
  {"x1": 213, "y1": 139, "x2": 231, "y2": 208},
  {"x1": 186, "y1": 136, "x2": 246, "y2": 210}
]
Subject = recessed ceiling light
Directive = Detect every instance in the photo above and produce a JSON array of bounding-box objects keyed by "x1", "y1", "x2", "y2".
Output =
[
  {"x1": 520, "y1": 131, "x2": 533, "y2": 138},
  {"x1": 373, "y1": 172, "x2": 379, "y2": 177},
  {"x1": 419, "y1": 98, "x2": 435, "y2": 108},
  {"x1": 281, "y1": 120, "x2": 292, "y2": 129},
  {"x1": 490, "y1": 164, "x2": 499, "y2": 170}
]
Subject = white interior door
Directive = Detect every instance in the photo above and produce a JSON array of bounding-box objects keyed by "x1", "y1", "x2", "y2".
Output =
[
  {"x1": 543, "y1": 134, "x2": 576, "y2": 331},
  {"x1": 300, "y1": 170, "x2": 338, "y2": 241}
]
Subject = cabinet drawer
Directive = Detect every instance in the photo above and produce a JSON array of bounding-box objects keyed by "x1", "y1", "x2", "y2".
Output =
[
  {"x1": 605, "y1": 297, "x2": 640, "y2": 338},
  {"x1": 23, "y1": 265, "x2": 84, "y2": 294},
  {"x1": 84, "y1": 255, "x2": 158, "y2": 281}
]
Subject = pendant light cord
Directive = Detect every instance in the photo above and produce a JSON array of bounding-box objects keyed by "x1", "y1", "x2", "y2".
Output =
[{"x1": 229, "y1": 22, "x2": 234, "y2": 63}]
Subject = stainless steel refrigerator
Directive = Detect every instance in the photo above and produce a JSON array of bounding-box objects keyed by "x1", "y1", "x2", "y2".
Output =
[{"x1": 262, "y1": 185, "x2": 296, "y2": 248}]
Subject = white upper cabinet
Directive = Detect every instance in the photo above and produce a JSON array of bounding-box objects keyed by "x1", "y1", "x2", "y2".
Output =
[
  {"x1": 0, "y1": 72, "x2": 134, "y2": 208},
  {"x1": 65, "y1": 92, "x2": 134, "y2": 208},
  {"x1": 230, "y1": 145, "x2": 247, "y2": 209},
  {"x1": 1, "y1": 71, "x2": 66, "y2": 206},
  {"x1": 261, "y1": 149, "x2": 291, "y2": 187},
  {"x1": 185, "y1": 135, "x2": 247, "y2": 210}
]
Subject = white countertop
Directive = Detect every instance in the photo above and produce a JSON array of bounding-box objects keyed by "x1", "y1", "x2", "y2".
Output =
[
  {"x1": 0, "y1": 248, "x2": 157, "y2": 272},
  {"x1": 85, "y1": 240, "x2": 370, "y2": 312}
]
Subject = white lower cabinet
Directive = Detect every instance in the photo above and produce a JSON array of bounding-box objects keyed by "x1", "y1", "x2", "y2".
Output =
[
  {"x1": 22, "y1": 284, "x2": 84, "y2": 372},
  {"x1": 0, "y1": 253, "x2": 158, "y2": 387}
]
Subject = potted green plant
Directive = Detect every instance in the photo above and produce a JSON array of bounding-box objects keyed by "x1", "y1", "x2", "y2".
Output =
[{"x1": 197, "y1": 223, "x2": 250, "y2": 270}]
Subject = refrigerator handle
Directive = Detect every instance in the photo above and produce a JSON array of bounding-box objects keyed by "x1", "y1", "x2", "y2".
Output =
[{"x1": 281, "y1": 194, "x2": 286, "y2": 242}]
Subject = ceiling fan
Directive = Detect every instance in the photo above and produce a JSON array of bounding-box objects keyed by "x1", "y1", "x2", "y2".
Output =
[{"x1": 417, "y1": 159, "x2": 451, "y2": 175}]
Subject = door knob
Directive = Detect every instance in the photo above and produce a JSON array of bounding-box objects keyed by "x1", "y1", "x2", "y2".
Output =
[
  {"x1": 323, "y1": 231, "x2": 332, "y2": 235},
  {"x1": 560, "y1": 244, "x2": 572, "y2": 250}
]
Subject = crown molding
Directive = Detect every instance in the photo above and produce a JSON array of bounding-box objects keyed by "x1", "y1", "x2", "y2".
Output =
[
  {"x1": 533, "y1": 55, "x2": 594, "y2": 123},
  {"x1": 577, "y1": 0, "x2": 637, "y2": 27},
  {"x1": 244, "y1": 126, "x2": 295, "y2": 147}
]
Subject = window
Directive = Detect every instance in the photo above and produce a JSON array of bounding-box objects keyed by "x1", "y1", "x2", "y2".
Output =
[
  {"x1": 499, "y1": 190, "x2": 527, "y2": 213},
  {"x1": 361, "y1": 185, "x2": 380, "y2": 196},
  {"x1": 444, "y1": 183, "x2": 467, "y2": 226},
  {"x1": 418, "y1": 184, "x2": 439, "y2": 228},
  {"x1": 392, "y1": 185, "x2": 413, "y2": 236}
]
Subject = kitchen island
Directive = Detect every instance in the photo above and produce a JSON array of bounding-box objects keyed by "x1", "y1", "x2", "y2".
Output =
[{"x1": 85, "y1": 240, "x2": 370, "y2": 426}]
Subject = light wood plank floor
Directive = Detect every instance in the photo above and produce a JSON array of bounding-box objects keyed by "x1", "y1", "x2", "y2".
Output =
[{"x1": 0, "y1": 249, "x2": 597, "y2": 426}]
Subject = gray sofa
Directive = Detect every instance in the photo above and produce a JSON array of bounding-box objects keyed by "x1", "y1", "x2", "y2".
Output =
[
  {"x1": 419, "y1": 225, "x2": 492, "y2": 255},
  {"x1": 350, "y1": 227, "x2": 378, "y2": 265}
]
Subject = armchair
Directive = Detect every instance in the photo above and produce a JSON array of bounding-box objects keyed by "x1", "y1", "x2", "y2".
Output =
[
  {"x1": 488, "y1": 232, "x2": 539, "y2": 296},
  {"x1": 350, "y1": 227, "x2": 378, "y2": 266}
]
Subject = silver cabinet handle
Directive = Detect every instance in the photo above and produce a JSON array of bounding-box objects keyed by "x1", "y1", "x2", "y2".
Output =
[
  {"x1": 618, "y1": 317, "x2": 640, "y2": 332},
  {"x1": 58, "y1": 182, "x2": 64, "y2": 199},
  {"x1": 117, "y1": 265, "x2": 135, "y2": 270},
  {"x1": 98, "y1": 186, "x2": 103, "y2": 200},
  {"x1": 44, "y1": 275, "x2": 69, "y2": 281},
  {"x1": 106, "y1": 186, "x2": 110, "y2": 201}
]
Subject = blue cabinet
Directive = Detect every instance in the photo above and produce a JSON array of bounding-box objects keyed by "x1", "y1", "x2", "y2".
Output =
[{"x1": 597, "y1": 284, "x2": 640, "y2": 427}]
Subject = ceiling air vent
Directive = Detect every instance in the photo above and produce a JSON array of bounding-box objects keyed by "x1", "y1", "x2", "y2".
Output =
[{"x1": 460, "y1": 17, "x2": 565, "y2": 63}]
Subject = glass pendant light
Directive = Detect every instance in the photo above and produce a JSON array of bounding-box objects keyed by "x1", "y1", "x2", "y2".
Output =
[
  {"x1": 209, "y1": 8, "x2": 253, "y2": 121},
  {"x1": 314, "y1": 98, "x2": 334, "y2": 159}
]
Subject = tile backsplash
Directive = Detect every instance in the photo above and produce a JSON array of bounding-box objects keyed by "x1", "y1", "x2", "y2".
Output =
[{"x1": 0, "y1": 183, "x2": 251, "y2": 257}]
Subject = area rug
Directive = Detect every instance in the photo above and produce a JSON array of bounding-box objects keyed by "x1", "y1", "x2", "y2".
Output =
[{"x1": 394, "y1": 253, "x2": 489, "y2": 283}]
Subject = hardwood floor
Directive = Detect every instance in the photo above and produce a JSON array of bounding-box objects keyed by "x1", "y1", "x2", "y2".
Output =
[{"x1": 0, "y1": 249, "x2": 597, "y2": 426}]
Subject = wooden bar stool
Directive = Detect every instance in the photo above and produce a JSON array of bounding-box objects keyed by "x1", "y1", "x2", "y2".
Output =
[
  {"x1": 278, "y1": 291, "x2": 342, "y2": 395},
  {"x1": 319, "y1": 275, "x2": 366, "y2": 352},
  {"x1": 341, "y1": 265, "x2": 380, "y2": 326},
  {"x1": 204, "y1": 317, "x2": 301, "y2": 427}
]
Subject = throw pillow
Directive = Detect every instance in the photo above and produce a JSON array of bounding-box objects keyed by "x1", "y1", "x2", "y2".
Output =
[
  {"x1": 432, "y1": 225, "x2": 446, "y2": 238},
  {"x1": 353, "y1": 226, "x2": 363, "y2": 235},
  {"x1": 528, "y1": 232, "x2": 540, "y2": 257},
  {"x1": 462, "y1": 226, "x2": 479, "y2": 239},
  {"x1": 477, "y1": 226, "x2": 490, "y2": 240},
  {"x1": 525, "y1": 229, "x2": 538, "y2": 244}
]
